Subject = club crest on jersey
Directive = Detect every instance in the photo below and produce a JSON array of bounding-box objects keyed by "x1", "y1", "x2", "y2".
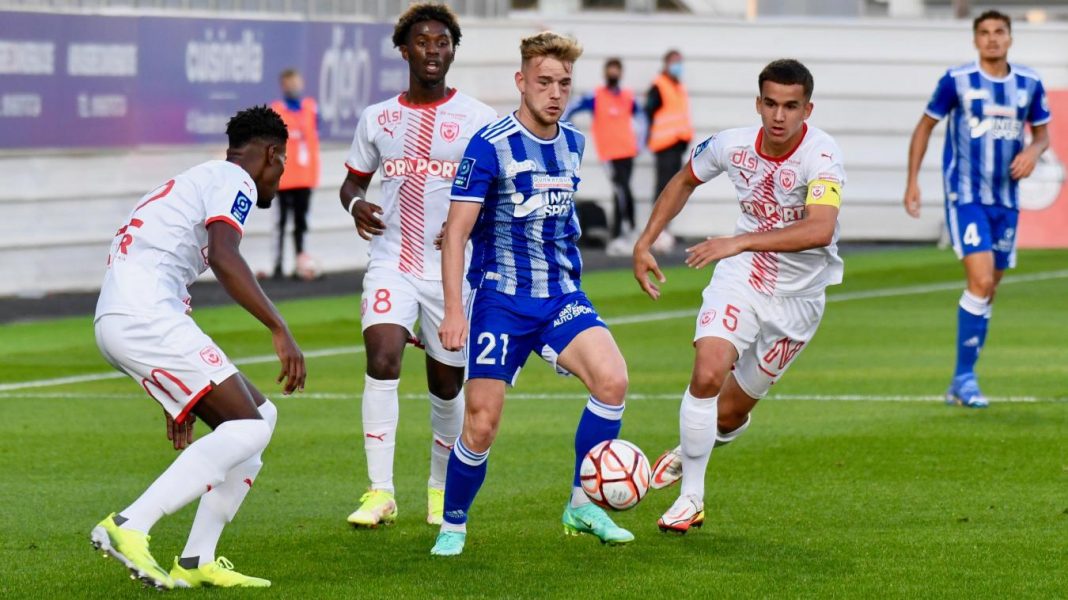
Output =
[
  {"x1": 454, "y1": 157, "x2": 475, "y2": 189},
  {"x1": 200, "y1": 346, "x2": 223, "y2": 367},
  {"x1": 778, "y1": 168, "x2": 797, "y2": 191},
  {"x1": 230, "y1": 191, "x2": 252, "y2": 224},
  {"x1": 440, "y1": 121, "x2": 460, "y2": 143}
]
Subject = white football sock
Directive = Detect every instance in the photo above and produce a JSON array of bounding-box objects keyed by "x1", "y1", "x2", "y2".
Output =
[
  {"x1": 363, "y1": 375, "x2": 399, "y2": 494},
  {"x1": 678, "y1": 388, "x2": 718, "y2": 502},
  {"x1": 570, "y1": 486, "x2": 591, "y2": 508},
  {"x1": 715, "y1": 414, "x2": 751, "y2": 448},
  {"x1": 440, "y1": 521, "x2": 467, "y2": 534},
  {"x1": 180, "y1": 401, "x2": 277, "y2": 567},
  {"x1": 428, "y1": 389, "x2": 464, "y2": 490},
  {"x1": 118, "y1": 418, "x2": 272, "y2": 534}
]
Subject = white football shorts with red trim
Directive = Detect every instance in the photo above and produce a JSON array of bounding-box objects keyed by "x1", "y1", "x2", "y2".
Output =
[
  {"x1": 693, "y1": 272, "x2": 825, "y2": 400},
  {"x1": 95, "y1": 312, "x2": 238, "y2": 423},
  {"x1": 359, "y1": 265, "x2": 467, "y2": 368}
]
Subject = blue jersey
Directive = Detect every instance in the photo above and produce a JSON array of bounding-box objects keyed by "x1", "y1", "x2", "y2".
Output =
[
  {"x1": 450, "y1": 113, "x2": 585, "y2": 298},
  {"x1": 925, "y1": 62, "x2": 1052, "y2": 209}
]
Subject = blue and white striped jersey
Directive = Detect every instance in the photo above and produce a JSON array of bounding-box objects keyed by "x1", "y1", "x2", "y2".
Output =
[
  {"x1": 925, "y1": 62, "x2": 1051, "y2": 209},
  {"x1": 450, "y1": 113, "x2": 585, "y2": 298}
]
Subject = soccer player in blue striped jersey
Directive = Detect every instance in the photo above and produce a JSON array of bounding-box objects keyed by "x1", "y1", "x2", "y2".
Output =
[
  {"x1": 904, "y1": 10, "x2": 1051, "y2": 408},
  {"x1": 430, "y1": 32, "x2": 633, "y2": 556}
]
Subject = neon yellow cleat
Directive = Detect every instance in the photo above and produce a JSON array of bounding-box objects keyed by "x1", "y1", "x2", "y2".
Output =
[
  {"x1": 170, "y1": 557, "x2": 271, "y2": 588},
  {"x1": 347, "y1": 489, "x2": 398, "y2": 527},
  {"x1": 427, "y1": 487, "x2": 445, "y2": 525},
  {"x1": 89, "y1": 513, "x2": 174, "y2": 590}
]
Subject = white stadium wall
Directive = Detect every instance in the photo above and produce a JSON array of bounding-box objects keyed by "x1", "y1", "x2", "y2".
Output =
[{"x1": 2, "y1": 13, "x2": 1066, "y2": 296}]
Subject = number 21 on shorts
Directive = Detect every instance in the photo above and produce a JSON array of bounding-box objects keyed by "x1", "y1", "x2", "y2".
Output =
[{"x1": 475, "y1": 332, "x2": 510, "y2": 365}]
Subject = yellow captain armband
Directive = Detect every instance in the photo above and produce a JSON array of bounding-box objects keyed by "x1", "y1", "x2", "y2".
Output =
[{"x1": 805, "y1": 179, "x2": 842, "y2": 208}]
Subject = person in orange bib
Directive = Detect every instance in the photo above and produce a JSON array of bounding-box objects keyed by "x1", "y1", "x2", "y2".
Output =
[
  {"x1": 564, "y1": 58, "x2": 641, "y2": 253},
  {"x1": 270, "y1": 68, "x2": 321, "y2": 279},
  {"x1": 645, "y1": 50, "x2": 694, "y2": 252}
]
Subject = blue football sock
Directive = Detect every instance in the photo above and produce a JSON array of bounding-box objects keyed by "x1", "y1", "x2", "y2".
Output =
[
  {"x1": 572, "y1": 396, "x2": 624, "y2": 488},
  {"x1": 977, "y1": 304, "x2": 993, "y2": 350},
  {"x1": 442, "y1": 439, "x2": 488, "y2": 526},
  {"x1": 954, "y1": 290, "x2": 989, "y2": 377}
]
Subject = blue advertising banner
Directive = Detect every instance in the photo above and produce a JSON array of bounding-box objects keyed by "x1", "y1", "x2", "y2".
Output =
[{"x1": 0, "y1": 11, "x2": 407, "y2": 148}]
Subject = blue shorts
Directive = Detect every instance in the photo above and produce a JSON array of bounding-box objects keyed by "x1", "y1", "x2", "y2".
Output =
[
  {"x1": 946, "y1": 202, "x2": 1018, "y2": 270},
  {"x1": 466, "y1": 289, "x2": 606, "y2": 385}
]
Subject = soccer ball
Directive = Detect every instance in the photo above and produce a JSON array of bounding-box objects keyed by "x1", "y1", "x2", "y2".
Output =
[
  {"x1": 579, "y1": 439, "x2": 651, "y2": 511},
  {"x1": 295, "y1": 252, "x2": 322, "y2": 281}
]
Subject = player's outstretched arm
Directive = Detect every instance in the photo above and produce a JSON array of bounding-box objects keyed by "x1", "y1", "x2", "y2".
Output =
[
  {"x1": 685, "y1": 204, "x2": 839, "y2": 270},
  {"x1": 439, "y1": 201, "x2": 481, "y2": 352},
  {"x1": 1010, "y1": 123, "x2": 1050, "y2": 180},
  {"x1": 904, "y1": 115, "x2": 938, "y2": 218},
  {"x1": 633, "y1": 166, "x2": 702, "y2": 300},
  {"x1": 207, "y1": 222, "x2": 306, "y2": 394},
  {"x1": 340, "y1": 171, "x2": 385, "y2": 240}
]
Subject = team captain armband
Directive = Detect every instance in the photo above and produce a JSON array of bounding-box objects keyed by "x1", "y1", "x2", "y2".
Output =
[{"x1": 805, "y1": 179, "x2": 842, "y2": 208}]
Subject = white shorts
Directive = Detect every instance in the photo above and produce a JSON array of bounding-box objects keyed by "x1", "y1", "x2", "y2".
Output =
[
  {"x1": 693, "y1": 273, "x2": 825, "y2": 400},
  {"x1": 360, "y1": 266, "x2": 466, "y2": 368},
  {"x1": 95, "y1": 313, "x2": 239, "y2": 423}
]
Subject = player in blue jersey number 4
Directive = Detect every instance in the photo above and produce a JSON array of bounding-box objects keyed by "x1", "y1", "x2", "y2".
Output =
[
  {"x1": 431, "y1": 32, "x2": 633, "y2": 557},
  {"x1": 903, "y1": 10, "x2": 1051, "y2": 408}
]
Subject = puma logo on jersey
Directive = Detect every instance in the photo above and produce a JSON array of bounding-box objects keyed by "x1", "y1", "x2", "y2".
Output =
[{"x1": 382, "y1": 126, "x2": 396, "y2": 138}]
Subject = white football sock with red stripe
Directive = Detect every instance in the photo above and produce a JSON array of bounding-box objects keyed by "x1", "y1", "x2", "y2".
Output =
[
  {"x1": 363, "y1": 375, "x2": 399, "y2": 494},
  {"x1": 179, "y1": 401, "x2": 277, "y2": 567},
  {"x1": 428, "y1": 390, "x2": 464, "y2": 490},
  {"x1": 117, "y1": 418, "x2": 272, "y2": 534}
]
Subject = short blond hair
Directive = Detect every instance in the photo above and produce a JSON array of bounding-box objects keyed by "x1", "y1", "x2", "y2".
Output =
[{"x1": 519, "y1": 31, "x2": 583, "y2": 65}]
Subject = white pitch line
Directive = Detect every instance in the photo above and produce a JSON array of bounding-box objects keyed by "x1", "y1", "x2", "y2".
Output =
[
  {"x1": 2, "y1": 268, "x2": 1066, "y2": 393},
  {"x1": 0, "y1": 345, "x2": 365, "y2": 392},
  {"x1": 0, "y1": 390, "x2": 1062, "y2": 403}
]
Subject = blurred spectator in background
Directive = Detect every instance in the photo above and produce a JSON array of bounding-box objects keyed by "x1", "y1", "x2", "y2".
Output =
[
  {"x1": 646, "y1": 49, "x2": 693, "y2": 253},
  {"x1": 270, "y1": 68, "x2": 321, "y2": 280},
  {"x1": 565, "y1": 57, "x2": 642, "y2": 256}
]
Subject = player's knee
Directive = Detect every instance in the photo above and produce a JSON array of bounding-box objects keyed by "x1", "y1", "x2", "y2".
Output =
[
  {"x1": 365, "y1": 354, "x2": 402, "y2": 380},
  {"x1": 590, "y1": 369, "x2": 628, "y2": 405},
  {"x1": 690, "y1": 365, "x2": 727, "y2": 399},
  {"x1": 969, "y1": 279, "x2": 994, "y2": 298},
  {"x1": 718, "y1": 404, "x2": 750, "y2": 432},
  {"x1": 430, "y1": 380, "x2": 463, "y2": 402},
  {"x1": 462, "y1": 418, "x2": 498, "y2": 452}
]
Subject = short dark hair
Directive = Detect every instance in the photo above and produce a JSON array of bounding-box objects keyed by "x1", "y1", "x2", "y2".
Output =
[
  {"x1": 226, "y1": 105, "x2": 287, "y2": 148},
  {"x1": 973, "y1": 9, "x2": 1011, "y2": 33},
  {"x1": 604, "y1": 57, "x2": 622, "y2": 70},
  {"x1": 393, "y1": 2, "x2": 462, "y2": 48},
  {"x1": 663, "y1": 49, "x2": 681, "y2": 63},
  {"x1": 758, "y1": 59, "x2": 814, "y2": 100}
]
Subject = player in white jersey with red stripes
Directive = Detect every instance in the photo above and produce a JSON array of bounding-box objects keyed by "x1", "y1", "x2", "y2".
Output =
[
  {"x1": 633, "y1": 60, "x2": 846, "y2": 533},
  {"x1": 91, "y1": 106, "x2": 305, "y2": 589},
  {"x1": 339, "y1": 3, "x2": 496, "y2": 528}
]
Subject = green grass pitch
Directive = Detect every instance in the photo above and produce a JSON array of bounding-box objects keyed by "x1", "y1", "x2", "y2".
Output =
[{"x1": 0, "y1": 247, "x2": 1065, "y2": 598}]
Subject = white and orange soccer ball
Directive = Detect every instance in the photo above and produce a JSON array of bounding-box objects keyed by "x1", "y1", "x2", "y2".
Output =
[
  {"x1": 295, "y1": 252, "x2": 322, "y2": 281},
  {"x1": 579, "y1": 439, "x2": 651, "y2": 511}
]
